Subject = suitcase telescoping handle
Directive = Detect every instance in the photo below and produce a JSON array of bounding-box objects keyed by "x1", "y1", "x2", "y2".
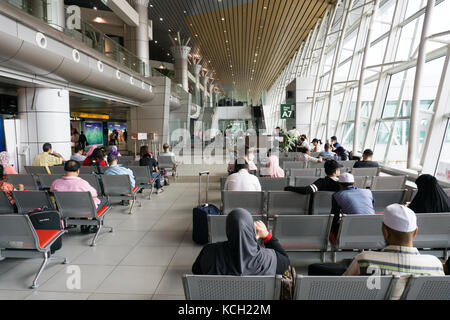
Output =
[{"x1": 198, "y1": 171, "x2": 210, "y2": 206}]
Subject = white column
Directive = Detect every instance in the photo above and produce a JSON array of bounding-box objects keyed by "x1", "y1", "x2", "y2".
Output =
[
  {"x1": 408, "y1": 0, "x2": 435, "y2": 171},
  {"x1": 171, "y1": 46, "x2": 191, "y2": 91},
  {"x1": 18, "y1": 88, "x2": 71, "y2": 165},
  {"x1": 209, "y1": 84, "x2": 215, "y2": 108},
  {"x1": 136, "y1": 3, "x2": 149, "y2": 63},
  {"x1": 47, "y1": 0, "x2": 65, "y2": 31},
  {"x1": 202, "y1": 76, "x2": 210, "y2": 107},
  {"x1": 129, "y1": 77, "x2": 171, "y2": 145},
  {"x1": 192, "y1": 64, "x2": 202, "y2": 106}
]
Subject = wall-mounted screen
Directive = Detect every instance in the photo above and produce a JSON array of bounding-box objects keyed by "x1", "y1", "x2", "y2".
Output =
[{"x1": 84, "y1": 122, "x2": 103, "y2": 146}]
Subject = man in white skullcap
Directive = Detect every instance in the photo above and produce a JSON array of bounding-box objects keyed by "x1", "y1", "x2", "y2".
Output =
[{"x1": 344, "y1": 204, "x2": 445, "y2": 299}]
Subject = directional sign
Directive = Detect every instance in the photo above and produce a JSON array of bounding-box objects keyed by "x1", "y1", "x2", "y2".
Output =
[{"x1": 281, "y1": 104, "x2": 294, "y2": 119}]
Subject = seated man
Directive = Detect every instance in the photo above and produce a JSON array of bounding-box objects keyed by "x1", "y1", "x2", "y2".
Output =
[
  {"x1": 33, "y1": 143, "x2": 65, "y2": 173},
  {"x1": 224, "y1": 159, "x2": 262, "y2": 192},
  {"x1": 104, "y1": 155, "x2": 136, "y2": 189},
  {"x1": 50, "y1": 160, "x2": 108, "y2": 233},
  {"x1": 344, "y1": 204, "x2": 445, "y2": 299},
  {"x1": 70, "y1": 145, "x2": 86, "y2": 163},
  {"x1": 330, "y1": 136, "x2": 341, "y2": 151},
  {"x1": 330, "y1": 173, "x2": 375, "y2": 236},
  {"x1": 159, "y1": 143, "x2": 177, "y2": 185},
  {"x1": 353, "y1": 149, "x2": 379, "y2": 168},
  {"x1": 295, "y1": 147, "x2": 323, "y2": 163},
  {"x1": 285, "y1": 160, "x2": 342, "y2": 194}
]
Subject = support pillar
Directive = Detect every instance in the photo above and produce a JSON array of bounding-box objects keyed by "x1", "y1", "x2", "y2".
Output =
[
  {"x1": 202, "y1": 76, "x2": 210, "y2": 108},
  {"x1": 18, "y1": 88, "x2": 71, "y2": 166},
  {"x1": 47, "y1": 0, "x2": 65, "y2": 31},
  {"x1": 129, "y1": 77, "x2": 171, "y2": 148},
  {"x1": 124, "y1": 3, "x2": 149, "y2": 64},
  {"x1": 192, "y1": 64, "x2": 202, "y2": 106},
  {"x1": 171, "y1": 46, "x2": 191, "y2": 91}
]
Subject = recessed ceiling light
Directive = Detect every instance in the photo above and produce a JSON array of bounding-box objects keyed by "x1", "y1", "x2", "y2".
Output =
[
  {"x1": 93, "y1": 6, "x2": 97, "y2": 10},
  {"x1": 160, "y1": 18, "x2": 163, "y2": 21}
]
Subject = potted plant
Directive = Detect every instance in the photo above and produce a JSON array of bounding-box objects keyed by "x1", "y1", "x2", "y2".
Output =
[{"x1": 279, "y1": 132, "x2": 297, "y2": 156}]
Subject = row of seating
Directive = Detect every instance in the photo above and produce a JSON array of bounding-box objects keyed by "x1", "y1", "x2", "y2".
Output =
[
  {"x1": 182, "y1": 274, "x2": 450, "y2": 300},
  {"x1": 7, "y1": 167, "x2": 155, "y2": 200},
  {"x1": 276, "y1": 158, "x2": 357, "y2": 169},
  {"x1": 208, "y1": 214, "x2": 450, "y2": 261},
  {"x1": 221, "y1": 190, "x2": 411, "y2": 217},
  {"x1": 282, "y1": 164, "x2": 380, "y2": 177},
  {"x1": 221, "y1": 175, "x2": 408, "y2": 192},
  {"x1": 23, "y1": 154, "x2": 178, "y2": 177},
  {"x1": 2, "y1": 174, "x2": 143, "y2": 215}
]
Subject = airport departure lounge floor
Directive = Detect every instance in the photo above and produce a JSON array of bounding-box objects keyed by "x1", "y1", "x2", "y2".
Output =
[{"x1": 0, "y1": 181, "x2": 310, "y2": 300}]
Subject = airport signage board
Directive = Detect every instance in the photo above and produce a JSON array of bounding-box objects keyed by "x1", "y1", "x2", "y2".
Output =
[{"x1": 280, "y1": 104, "x2": 294, "y2": 119}]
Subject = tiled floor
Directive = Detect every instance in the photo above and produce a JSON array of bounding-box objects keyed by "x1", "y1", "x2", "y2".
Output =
[
  {"x1": 0, "y1": 182, "x2": 217, "y2": 300},
  {"x1": 0, "y1": 180, "x2": 311, "y2": 300}
]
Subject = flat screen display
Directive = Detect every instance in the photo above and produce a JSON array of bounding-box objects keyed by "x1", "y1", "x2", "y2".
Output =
[{"x1": 84, "y1": 122, "x2": 103, "y2": 146}]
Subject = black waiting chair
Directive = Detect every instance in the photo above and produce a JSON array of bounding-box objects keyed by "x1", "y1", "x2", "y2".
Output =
[
  {"x1": 12, "y1": 191, "x2": 54, "y2": 214},
  {"x1": 128, "y1": 166, "x2": 155, "y2": 199},
  {"x1": 0, "y1": 191, "x2": 15, "y2": 213},
  {"x1": 7, "y1": 174, "x2": 39, "y2": 190},
  {"x1": 101, "y1": 175, "x2": 141, "y2": 214},
  {"x1": 53, "y1": 191, "x2": 112, "y2": 246},
  {"x1": 0, "y1": 214, "x2": 67, "y2": 289}
]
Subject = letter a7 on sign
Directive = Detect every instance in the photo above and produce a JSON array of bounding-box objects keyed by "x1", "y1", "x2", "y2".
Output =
[{"x1": 280, "y1": 104, "x2": 294, "y2": 119}]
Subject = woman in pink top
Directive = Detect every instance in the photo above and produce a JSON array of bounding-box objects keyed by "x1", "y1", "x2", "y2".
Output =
[
  {"x1": 0, "y1": 152, "x2": 17, "y2": 175},
  {"x1": 264, "y1": 151, "x2": 285, "y2": 178}
]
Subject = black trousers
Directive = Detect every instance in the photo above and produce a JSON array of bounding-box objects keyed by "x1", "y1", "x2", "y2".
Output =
[{"x1": 308, "y1": 259, "x2": 353, "y2": 276}]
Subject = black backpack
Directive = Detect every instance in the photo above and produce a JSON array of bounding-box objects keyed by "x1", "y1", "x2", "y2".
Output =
[{"x1": 27, "y1": 208, "x2": 63, "y2": 254}]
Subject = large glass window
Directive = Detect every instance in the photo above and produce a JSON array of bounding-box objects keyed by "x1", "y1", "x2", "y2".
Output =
[{"x1": 435, "y1": 120, "x2": 450, "y2": 183}]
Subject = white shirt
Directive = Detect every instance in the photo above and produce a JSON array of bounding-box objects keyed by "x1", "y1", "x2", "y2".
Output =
[
  {"x1": 296, "y1": 153, "x2": 320, "y2": 163},
  {"x1": 301, "y1": 140, "x2": 310, "y2": 150},
  {"x1": 224, "y1": 169, "x2": 262, "y2": 192}
]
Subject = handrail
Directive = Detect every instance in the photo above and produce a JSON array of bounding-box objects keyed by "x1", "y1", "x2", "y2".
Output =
[{"x1": 6, "y1": 0, "x2": 164, "y2": 79}]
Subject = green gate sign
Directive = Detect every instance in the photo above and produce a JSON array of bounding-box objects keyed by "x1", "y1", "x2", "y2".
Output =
[{"x1": 280, "y1": 104, "x2": 294, "y2": 119}]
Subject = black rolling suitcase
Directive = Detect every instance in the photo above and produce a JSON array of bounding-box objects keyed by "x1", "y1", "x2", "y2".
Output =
[
  {"x1": 192, "y1": 171, "x2": 220, "y2": 245},
  {"x1": 28, "y1": 209, "x2": 63, "y2": 254}
]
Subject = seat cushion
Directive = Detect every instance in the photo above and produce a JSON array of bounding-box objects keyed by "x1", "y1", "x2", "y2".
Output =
[
  {"x1": 96, "y1": 206, "x2": 109, "y2": 217},
  {"x1": 35, "y1": 229, "x2": 60, "y2": 248}
]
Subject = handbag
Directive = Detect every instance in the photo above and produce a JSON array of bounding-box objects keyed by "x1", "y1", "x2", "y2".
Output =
[{"x1": 280, "y1": 266, "x2": 297, "y2": 300}]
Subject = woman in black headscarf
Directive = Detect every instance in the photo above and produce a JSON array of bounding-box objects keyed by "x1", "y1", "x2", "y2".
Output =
[
  {"x1": 192, "y1": 208, "x2": 290, "y2": 275},
  {"x1": 409, "y1": 174, "x2": 450, "y2": 213}
]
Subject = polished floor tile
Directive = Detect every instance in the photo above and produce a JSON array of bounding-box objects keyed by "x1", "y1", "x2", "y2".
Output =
[
  {"x1": 95, "y1": 266, "x2": 167, "y2": 295},
  {"x1": 0, "y1": 182, "x2": 221, "y2": 299},
  {"x1": 120, "y1": 246, "x2": 178, "y2": 267}
]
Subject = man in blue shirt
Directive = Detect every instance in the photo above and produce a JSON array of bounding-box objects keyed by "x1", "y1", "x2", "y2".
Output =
[
  {"x1": 330, "y1": 136, "x2": 341, "y2": 151},
  {"x1": 104, "y1": 155, "x2": 135, "y2": 188},
  {"x1": 330, "y1": 172, "x2": 375, "y2": 236}
]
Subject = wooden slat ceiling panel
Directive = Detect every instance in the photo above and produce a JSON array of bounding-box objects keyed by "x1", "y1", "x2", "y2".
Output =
[{"x1": 148, "y1": 0, "x2": 330, "y2": 101}]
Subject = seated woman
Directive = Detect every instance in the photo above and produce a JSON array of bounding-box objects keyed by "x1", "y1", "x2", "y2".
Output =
[
  {"x1": 311, "y1": 139, "x2": 322, "y2": 153},
  {"x1": 0, "y1": 152, "x2": 17, "y2": 175},
  {"x1": 83, "y1": 148, "x2": 107, "y2": 167},
  {"x1": 139, "y1": 146, "x2": 164, "y2": 194},
  {"x1": 263, "y1": 150, "x2": 285, "y2": 178},
  {"x1": 192, "y1": 208, "x2": 290, "y2": 275},
  {"x1": 0, "y1": 165, "x2": 23, "y2": 205},
  {"x1": 409, "y1": 174, "x2": 450, "y2": 213},
  {"x1": 108, "y1": 145, "x2": 121, "y2": 158}
]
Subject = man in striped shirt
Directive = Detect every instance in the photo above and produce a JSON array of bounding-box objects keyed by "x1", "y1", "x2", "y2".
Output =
[{"x1": 344, "y1": 204, "x2": 445, "y2": 299}]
